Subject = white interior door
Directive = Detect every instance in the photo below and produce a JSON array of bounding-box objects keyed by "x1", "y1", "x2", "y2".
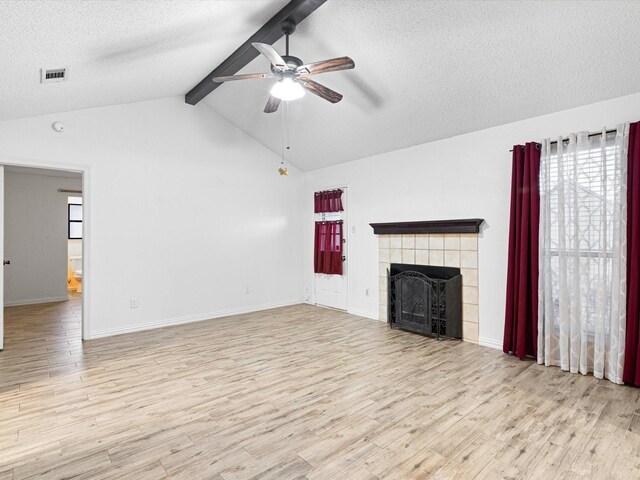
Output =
[
  {"x1": 315, "y1": 271, "x2": 348, "y2": 311},
  {"x1": 0, "y1": 165, "x2": 4, "y2": 350},
  {"x1": 315, "y1": 188, "x2": 348, "y2": 311}
]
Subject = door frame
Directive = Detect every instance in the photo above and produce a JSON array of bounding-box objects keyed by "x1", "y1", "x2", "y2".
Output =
[
  {"x1": 1, "y1": 155, "x2": 91, "y2": 342},
  {"x1": 0, "y1": 165, "x2": 3, "y2": 350},
  {"x1": 313, "y1": 184, "x2": 350, "y2": 312}
]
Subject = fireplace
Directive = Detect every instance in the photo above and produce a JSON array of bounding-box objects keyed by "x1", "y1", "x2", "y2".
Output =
[
  {"x1": 372, "y1": 219, "x2": 484, "y2": 343},
  {"x1": 388, "y1": 263, "x2": 462, "y2": 339}
]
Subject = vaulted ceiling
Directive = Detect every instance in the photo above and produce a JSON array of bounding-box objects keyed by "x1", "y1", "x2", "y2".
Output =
[
  {"x1": 3, "y1": 1, "x2": 640, "y2": 171},
  {"x1": 0, "y1": 0, "x2": 288, "y2": 119}
]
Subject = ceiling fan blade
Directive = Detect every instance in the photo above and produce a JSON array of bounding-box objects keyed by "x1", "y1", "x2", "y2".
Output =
[
  {"x1": 298, "y1": 78, "x2": 343, "y2": 104},
  {"x1": 264, "y1": 95, "x2": 281, "y2": 114},
  {"x1": 213, "y1": 72, "x2": 274, "y2": 83},
  {"x1": 297, "y1": 56, "x2": 355, "y2": 76},
  {"x1": 252, "y1": 43, "x2": 286, "y2": 69}
]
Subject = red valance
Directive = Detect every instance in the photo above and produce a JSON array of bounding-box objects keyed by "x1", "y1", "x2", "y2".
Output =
[{"x1": 314, "y1": 189, "x2": 344, "y2": 213}]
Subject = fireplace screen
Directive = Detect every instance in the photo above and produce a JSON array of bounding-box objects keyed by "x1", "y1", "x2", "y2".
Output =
[{"x1": 388, "y1": 264, "x2": 462, "y2": 339}]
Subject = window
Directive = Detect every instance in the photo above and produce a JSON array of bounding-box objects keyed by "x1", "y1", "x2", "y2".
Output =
[
  {"x1": 540, "y1": 133, "x2": 620, "y2": 335},
  {"x1": 68, "y1": 203, "x2": 83, "y2": 239},
  {"x1": 314, "y1": 189, "x2": 345, "y2": 275},
  {"x1": 538, "y1": 127, "x2": 627, "y2": 382}
]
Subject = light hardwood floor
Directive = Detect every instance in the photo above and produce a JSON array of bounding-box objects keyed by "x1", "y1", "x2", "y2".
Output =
[{"x1": 1, "y1": 298, "x2": 640, "y2": 479}]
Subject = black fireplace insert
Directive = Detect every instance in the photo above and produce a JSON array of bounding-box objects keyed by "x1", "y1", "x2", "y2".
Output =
[{"x1": 388, "y1": 263, "x2": 462, "y2": 339}]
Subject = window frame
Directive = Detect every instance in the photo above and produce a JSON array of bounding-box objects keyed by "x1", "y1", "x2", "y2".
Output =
[{"x1": 68, "y1": 203, "x2": 83, "y2": 240}]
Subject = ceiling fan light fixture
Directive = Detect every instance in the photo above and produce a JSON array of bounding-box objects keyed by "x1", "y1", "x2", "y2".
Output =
[{"x1": 270, "y1": 78, "x2": 305, "y2": 101}]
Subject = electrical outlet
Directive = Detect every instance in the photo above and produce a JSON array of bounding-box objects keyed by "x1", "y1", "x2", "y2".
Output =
[
  {"x1": 130, "y1": 297, "x2": 139, "y2": 309},
  {"x1": 365, "y1": 288, "x2": 370, "y2": 297},
  {"x1": 304, "y1": 288, "x2": 310, "y2": 301},
  {"x1": 245, "y1": 286, "x2": 250, "y2": 294}
]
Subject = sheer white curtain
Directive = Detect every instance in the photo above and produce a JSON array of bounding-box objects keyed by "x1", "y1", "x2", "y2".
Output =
[{"x1": 538, "y1": 125, "x2": 628, "y2": 384}]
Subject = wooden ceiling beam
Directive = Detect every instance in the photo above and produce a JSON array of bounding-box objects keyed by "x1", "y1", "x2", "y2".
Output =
[{"x1": 185, "y1": 0, "x2": 327, "y2": 105}]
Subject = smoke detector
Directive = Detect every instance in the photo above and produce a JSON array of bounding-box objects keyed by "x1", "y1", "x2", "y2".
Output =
[
  {"x1": 40, "y1": 68, "x2": 68, "y2": 83},
  {"x1": 51, "y1": 122, "x2": 65, "y2": 133}
]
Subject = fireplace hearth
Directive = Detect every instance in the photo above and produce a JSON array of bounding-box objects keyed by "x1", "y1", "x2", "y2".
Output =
[{"x1": 388, "y1": 263, "x2": 462, "y2": 339}]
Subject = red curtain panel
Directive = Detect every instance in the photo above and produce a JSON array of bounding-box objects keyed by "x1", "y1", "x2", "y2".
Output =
[
  {"x1": 314, "y1": 221, "x2": 343, "y2": 275},
  {"x1": 624, "y1": 122, "x2": 640, "y2": 385},
  {"x1": 314, "y1": 190, "x2": 344, "y2": 213},
  {"x1": 503, "y1": 142, "x2": 541, "y2": 359}
]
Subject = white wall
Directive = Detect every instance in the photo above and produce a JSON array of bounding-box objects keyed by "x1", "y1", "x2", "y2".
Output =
[
  {"x1": 3, "y1": 91, "x2": 638, "y2": 345},
  {"x1": 4, "y1": 171, "x2": 82, "y2": 305},
  {"x1": 68, "y1": 240, "x2": 82, "y2": 259},
  {"x1": 303, "y1": 92, "x2": 640, "y2": 349},
  {"x1": 0, "y1": 97, "x2": 304, "y2": 338}
]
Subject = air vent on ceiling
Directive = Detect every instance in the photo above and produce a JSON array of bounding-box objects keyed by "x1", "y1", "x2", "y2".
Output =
[{"x1": 40, "y1": 68, "x2": 67, "y2": 83}]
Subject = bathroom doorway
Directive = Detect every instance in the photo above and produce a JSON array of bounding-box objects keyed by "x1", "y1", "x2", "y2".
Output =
[
  {"x1": 67, "y1": 195, "x2": 83, "y2": 299},
  {"x1": 1, "y1": 165, "x2": 85, "y2": 350}
]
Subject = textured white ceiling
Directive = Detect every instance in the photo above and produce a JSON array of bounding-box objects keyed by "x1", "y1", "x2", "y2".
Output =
[
  {"x1": 0, "y1": 0, "x2": 288, "y2": 120},
  {"x1": 3, "y1": 1, "x2": 640, "y2": 171},
  {"x1": 204, "y1": 0, "x2": 640, "y2": 170}
]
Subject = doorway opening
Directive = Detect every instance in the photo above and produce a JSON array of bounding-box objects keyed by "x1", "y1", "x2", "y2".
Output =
[{"x1": 1, "y1": 165, "x2": 85, "y2": 351}]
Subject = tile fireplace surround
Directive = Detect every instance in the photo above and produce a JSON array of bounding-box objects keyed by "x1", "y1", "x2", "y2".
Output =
[{"x1": 371, "y1": 219, "x2": 483, "y2": 344}]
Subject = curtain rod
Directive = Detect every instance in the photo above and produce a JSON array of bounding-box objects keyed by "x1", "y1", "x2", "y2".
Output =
[
  {"x1": 315, "y1": 189, "x2": 343, "y2": 194},
  {"x1": 509, "y1": 128, "x2": 617, "y2": 152},
  {"x1": 58, "y1": 188, "x2": 82, "y2": 194}
]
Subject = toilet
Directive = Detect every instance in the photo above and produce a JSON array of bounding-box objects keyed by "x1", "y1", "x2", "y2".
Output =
[{"x1": 70, "y1": 256, "x2": 83, "y2": 293}]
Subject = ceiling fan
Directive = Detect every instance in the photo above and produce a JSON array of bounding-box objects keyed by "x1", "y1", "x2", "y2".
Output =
[{"x1": 212, "y1": 20, "x2": 354, "y2": 113}]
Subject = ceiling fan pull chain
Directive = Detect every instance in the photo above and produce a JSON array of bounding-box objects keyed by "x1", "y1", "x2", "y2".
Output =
[
  {"x1": 281, "y1": 101, "x2": 285, "y2": 160},
  {"x1": 285, "y1": 101, "x2": 290, "y2": 152},
  {"x1": 278, "y1": 99, "x2": 289, "y2": 176}
]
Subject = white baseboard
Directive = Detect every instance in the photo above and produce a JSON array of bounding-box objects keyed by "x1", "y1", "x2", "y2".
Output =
[
  {"x1": 479, "y1": 336, "x2": 503, "y2": 350},
  {"x1": 87, "y1": 300, "x2": 301, "y2": 340},
  {"x1": 348, "y1": 308, "x2": 379, "y2": 321},
  {"x1": 302, "y1": 303, "x2": 380, "y2": 321},
  {"x1": 4, "y1": 295, "x2": 69, "y2": 307}
]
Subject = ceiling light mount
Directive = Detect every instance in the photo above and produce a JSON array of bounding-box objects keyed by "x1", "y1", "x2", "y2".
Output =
[
  {"x1": 281, "y1": 19, "x2": 299, "y2": 66},
  {"x1": 280, "y1": 19, "x2": 296, "y2": 37}
]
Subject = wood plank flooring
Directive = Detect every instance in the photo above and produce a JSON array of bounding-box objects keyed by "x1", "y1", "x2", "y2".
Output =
[{"x1": 1, "y1": 298, "x2": 640, "y2": 479}]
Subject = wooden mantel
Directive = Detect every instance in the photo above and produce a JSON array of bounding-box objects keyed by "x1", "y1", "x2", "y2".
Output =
[{"x1": 370, "y1": 218, "x2": 484, "y2": 235}]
